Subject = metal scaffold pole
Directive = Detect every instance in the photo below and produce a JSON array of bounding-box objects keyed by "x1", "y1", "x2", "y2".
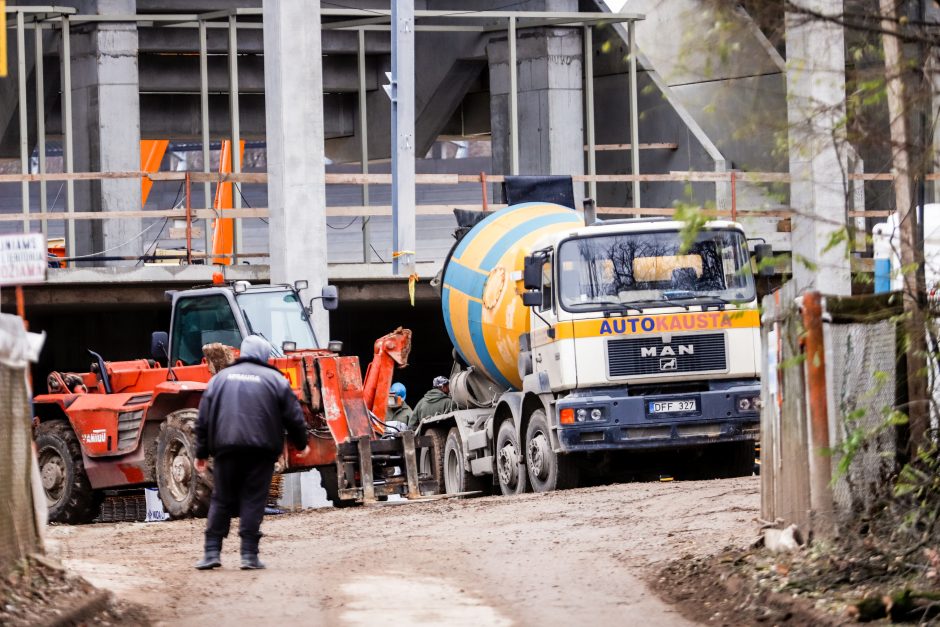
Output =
[{"x1": 390, "y1": 0, "x2": 415, "y2": 278}]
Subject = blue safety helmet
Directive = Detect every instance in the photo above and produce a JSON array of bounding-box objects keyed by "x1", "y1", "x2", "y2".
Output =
[{"x1": 391, "y1": 382, "x2": 407, "y2": 401}]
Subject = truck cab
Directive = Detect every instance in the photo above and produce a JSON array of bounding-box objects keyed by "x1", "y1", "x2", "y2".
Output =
[
  {"x1": 153, "y1": 280, "x2": 338, "y2": 365},
  {"x1": 519, "y1": 219, "x2": 761, "y2": 459}
]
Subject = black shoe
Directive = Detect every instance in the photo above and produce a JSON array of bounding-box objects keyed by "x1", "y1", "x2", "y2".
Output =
[
  {"x1": 195, "y1": 551, "x2": 222, "y2": 570},
  {"x1": 240, "y1": 554, "x2": 266, "y2": 570}
]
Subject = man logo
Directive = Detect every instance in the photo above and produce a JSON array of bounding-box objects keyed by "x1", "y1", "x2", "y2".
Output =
[
  {"x1": 660, "y1": 358, "x2": 677, "y2": 371},
  {"x1": 641, "y1": 344, "x2": 694, "y2": 358}
]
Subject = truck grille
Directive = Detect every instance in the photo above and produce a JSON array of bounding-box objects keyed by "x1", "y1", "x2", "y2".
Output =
[
  {"x1": 607, "y1": 333, "x2": 726, "y2": 377},
  {"x1": 117, "y1": 409, "x2": 144, "y2": 451}
]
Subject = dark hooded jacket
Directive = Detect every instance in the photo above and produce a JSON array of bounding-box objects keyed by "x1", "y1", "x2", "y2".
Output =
[
  {"x1": 195, "y1": 336, "x2": 307, "y2": 459},
  {"x1": 412, "y1": 388, "x2": 456, "y2": 424}
]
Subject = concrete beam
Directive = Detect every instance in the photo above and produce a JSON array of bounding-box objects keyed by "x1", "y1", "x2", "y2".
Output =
[
  {"x1": 137, "y1": 53, "x2": 379, "y2": 94},
  {"x1": 137, "y1": 27, "x2": 390, "y2": 55},
  {"x1": 263, "y1": 0, "x2": 329, "y2": 342},
  {"x1": 70, "y1": 0, "x2": 143, "y2": 263},
  {"x1": 785, "y1": 0, "x2": 851, "y2": 294}
]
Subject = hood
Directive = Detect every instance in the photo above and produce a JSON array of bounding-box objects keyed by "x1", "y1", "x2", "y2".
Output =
[{"x1": 240, "y1": 335, "x2": 273, "y2": 362}]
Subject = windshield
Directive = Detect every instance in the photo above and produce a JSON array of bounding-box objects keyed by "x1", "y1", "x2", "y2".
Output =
[
  {"x1": 557, "y1": 229, "x2": 756, "y2": 311},
  {"x1": 236, "y1": 291, "x2": 317, "y2": 351}
]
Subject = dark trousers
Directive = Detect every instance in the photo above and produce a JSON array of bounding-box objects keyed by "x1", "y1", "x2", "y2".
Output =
[{"x1": 205, "y1": 448, "x2": 275, "y2": 555}]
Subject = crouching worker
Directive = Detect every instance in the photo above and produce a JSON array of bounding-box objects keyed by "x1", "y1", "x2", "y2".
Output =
[{"x1": 194, "y1": 335, "x2": 309, "y2": 571}]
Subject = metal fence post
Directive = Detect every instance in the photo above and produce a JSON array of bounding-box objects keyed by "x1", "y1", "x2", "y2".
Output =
[{"x1": 802, "y1": 290, "x2": 834, "y2": 537}]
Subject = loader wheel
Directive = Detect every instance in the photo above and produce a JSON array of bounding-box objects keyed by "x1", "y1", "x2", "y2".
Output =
[
  {"x1": 318, "y1": 465, "x2": 358, "y2": 508},
  {"x1": 35, "y1": 421, "x2": 101, "y2": 524},
  {"x1": 495, "y1": 420, "x2": 528, "y2": 496},
  {"x1": 156, "y1": 409, "x2": 212, "y2": 518},
  {"x1": 525, "y1": 409, "x2": 579, "y2": 492},
  {"x1": 443, "y1": 427, "x2": 485, "y2": 495},
  {"x1": 418, "y1": 428, "x2": 445, "y2": 494}
]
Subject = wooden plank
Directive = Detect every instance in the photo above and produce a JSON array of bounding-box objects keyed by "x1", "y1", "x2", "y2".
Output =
[
  {"x1": 168, "y1": 227, "x2": 204, "y2": 239},
  {"x1": 583, "y1": 143, "x2": 679, "y2": 151}
]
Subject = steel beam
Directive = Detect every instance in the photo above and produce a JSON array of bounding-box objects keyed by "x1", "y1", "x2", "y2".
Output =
[
  {"x1": 60, "y1": 15, "x2": 75, "y2": 259},
  {"x1": 358, "y1": 28, "x2": 371, "y2": 264},
  {"x1": 17, "y1": 10, "x2": 29, "y2": 232},
  {"x1": 199, "y1": 19, "x2": 211, "y2": 252},
  {"x1": 228, "y1": 14, "x2": 241, "y2": 263},
  {"x1": 508, "y1": 16, "x2": 518, "y2": 176},
  {"x1": 628, "y1": 20, "x2": 640, "y2": 210},
  {"x1": 390, "y1": 0, "x2": 415, "y2": 278},
  {"x1": 34, "y1": 23, "x2": 47, "y2": 234},
  {"x1": 583, "y1": 25, "x2": 596, "y2": 203}
]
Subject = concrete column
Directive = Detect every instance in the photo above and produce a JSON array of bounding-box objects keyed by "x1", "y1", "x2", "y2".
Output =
[
  {"x1": 785, "y1": 0, "x2": 851, "y2": 295},
  {"x1": 71, "y1": 0, "x2": 142, "y2": 263},
  {"x1": 487, "y1": 22, "x2": 584, "y2": 183},
  {"x1": 262, "y1": 0, "x2": 328, "y2": 342}
]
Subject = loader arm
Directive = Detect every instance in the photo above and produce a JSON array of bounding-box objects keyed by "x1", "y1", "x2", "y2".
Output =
[{"x1": 361, "y1": 327, "x2": 412, "y2": 423}]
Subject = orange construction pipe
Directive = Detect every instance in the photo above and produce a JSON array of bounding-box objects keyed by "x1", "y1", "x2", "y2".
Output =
[
  {"x1": 140, "y1": 139, "x2": 169, "y2": 206},
  {"x1": 211, "y1": 140, "x2": 245, "y2": 266}
]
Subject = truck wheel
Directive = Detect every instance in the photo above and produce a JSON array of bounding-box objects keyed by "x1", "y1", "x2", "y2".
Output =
[
  {"x1": 443, "y1": 427, "x2": 484, "y2": 495},
  {"x1": 419, "y1": 428, "x2": 445, "y2": 494},
  {"x1": 495, "y1": 420, "x2": 528, "y2": 495},
  {"x1": 35, "y1": 421, "x2": 101, "y2": 524},
  {"x1": 156, "y1": 409, "x2": 212, "y2": 518},
  {"x1": 319, "y1": 465, "x2": 357, "y2": 508},
  {"x1": 525, "y1": 410, "x2": 579, "y2": 492}
]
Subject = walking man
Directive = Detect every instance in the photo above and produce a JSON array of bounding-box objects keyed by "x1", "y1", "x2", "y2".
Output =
[{"x1": 194, "y1": 335, "x2": 309, "y2": 571}]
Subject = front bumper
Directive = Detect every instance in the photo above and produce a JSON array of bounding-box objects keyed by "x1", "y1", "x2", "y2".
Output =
[{"x1": 555, "y1": 380, "x2": 760, "y2": 453}]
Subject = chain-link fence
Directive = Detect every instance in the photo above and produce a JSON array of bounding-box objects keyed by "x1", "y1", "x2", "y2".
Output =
[
  {"x1": 0, "y1": 314, "x2": 45, "y2": 572},
  {"x1": 761, "y1": 287, "x2": 904, "y2": 539}
]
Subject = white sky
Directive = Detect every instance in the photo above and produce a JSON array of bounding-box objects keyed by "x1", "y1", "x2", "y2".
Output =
[{"x1": 599, "y1": 0, "x2": 629, "y2": 11}]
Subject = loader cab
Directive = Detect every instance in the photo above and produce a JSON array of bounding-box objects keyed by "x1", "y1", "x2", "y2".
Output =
[{"x1": 154, "y1": 281, "x2": 338, "y2": 366}]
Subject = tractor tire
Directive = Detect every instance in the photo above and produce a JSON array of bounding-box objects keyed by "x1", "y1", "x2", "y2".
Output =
[
  {"x1": 495, "y1": 420, "x2": 529, "y2": 496},
  {"x1": 156, "y1": 409, "x2": 212, "y2": 519},
  {"x1": 418, "y1": 428, "x2": 445, "y2": 494},
  {"x1": 525, "y1": 409, "x2": 579, "y2": 492},
  {"x1": 442, "y1": 427, "x2": 485, "y2": 495},
  {"x1": 35, "y1": 421, "x2": 101, "y2": 524},
  {"x1": 318, "y1": 465, "x2": 357, "y2": 508}
]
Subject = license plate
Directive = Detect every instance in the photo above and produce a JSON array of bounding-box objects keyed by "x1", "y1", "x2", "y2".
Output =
[{"x1": 648, "y1": 399, "x2": 698, "y2": 414}]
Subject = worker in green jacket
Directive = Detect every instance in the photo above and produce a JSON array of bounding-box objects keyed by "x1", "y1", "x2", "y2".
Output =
[
  {"x1": 387, "y1": 382, "x2": 414, "y2": 429},
  {"x1": 411, "y1": 376, "x2": 457, "y2": 427}
]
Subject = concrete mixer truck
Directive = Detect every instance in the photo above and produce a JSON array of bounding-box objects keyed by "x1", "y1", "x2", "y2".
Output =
[{"x1": 418, "y1": 201, "x2": 763, "y2": 495}]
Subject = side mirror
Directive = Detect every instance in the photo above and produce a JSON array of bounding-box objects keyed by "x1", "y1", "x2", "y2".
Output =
[
  {"x1": 521, "y1": 291, "x2": 542, "y2": 307},
  {"x1": 321, "y1": 285, "x2": 339, "y2": 311},
  {"x1": 754, "y1": 243, "x2": 774, "y2": 278},
  {"x1": 523, "y1": 255, "x2": 542, "y2": 291},
  {"x1": 151, "y1": 331, "x2": 169, "y2": 363},
  {"x1": 293, "y1": 279, "x2": 309, "y2": 292}
]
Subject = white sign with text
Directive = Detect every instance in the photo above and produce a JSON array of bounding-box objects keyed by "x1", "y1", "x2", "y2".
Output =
[{"x1": 0, "y1": 233, "x2": 47, "y2": 286}]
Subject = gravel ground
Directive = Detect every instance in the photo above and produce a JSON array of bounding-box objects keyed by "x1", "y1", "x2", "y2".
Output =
[{"x1": 45, "y1": 476, "x2": 759, "y2": 626}]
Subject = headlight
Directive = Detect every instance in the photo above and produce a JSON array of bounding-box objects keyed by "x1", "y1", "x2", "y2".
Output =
[
  {"x1": 590, "y1": 408, "x2": 603, "y2": 421},
  {"x1": 576, "y1": 409, "x2": 588, "y2": 422},
  {"x1": 735, "y1": 395, "x2": 761, "y2": 414}
]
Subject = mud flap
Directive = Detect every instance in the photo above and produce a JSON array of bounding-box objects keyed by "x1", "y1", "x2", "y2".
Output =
[{"x1": 334, "y1": 432, "x2": 439, "y2": 504}]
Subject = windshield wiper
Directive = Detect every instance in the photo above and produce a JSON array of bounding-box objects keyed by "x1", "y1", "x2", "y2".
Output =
[{"x1": 241, "y1": 308, "x2": 283, "y2": 357}]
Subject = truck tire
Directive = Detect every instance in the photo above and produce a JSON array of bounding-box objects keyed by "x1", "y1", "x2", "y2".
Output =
[
  {"x1": 35, "y1": 421, "x2": 101, "y2": 524},
  {"x1": 156, "y1": 409, "x2": 212, "y2": 518},
  {"x1": 495, "y1": 420, "x2": 529, "y2": 495},
  {"x1": 319, "y1": 465, "x2": 358, "y2": 508},
  {"x1": 419, "y1": 428, "x2": 445, "y2": 494},
  {"x1": 525, "y1": 409, "x2": 579, "y2": 492},
  {"x1": 443, "y1": 427, "x2": 484, "y2": 495}
]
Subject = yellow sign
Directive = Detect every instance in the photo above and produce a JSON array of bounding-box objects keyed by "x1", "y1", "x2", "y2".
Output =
[
  {"x1": 0, "y1": 0, "x2": 7, "y2": 78},
  {"x1": 554, "y1": 309, "x2": 760, "y2": 340}
]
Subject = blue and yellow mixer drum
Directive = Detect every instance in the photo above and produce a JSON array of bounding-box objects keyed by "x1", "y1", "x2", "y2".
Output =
[{"x1": 441, "y1": 202, "x2": 583, "y2": 391}]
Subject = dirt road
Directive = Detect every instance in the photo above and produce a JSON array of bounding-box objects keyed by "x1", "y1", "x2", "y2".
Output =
[{"x1": 45, "y1": 477, "x2": 758, "y2": 626}]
